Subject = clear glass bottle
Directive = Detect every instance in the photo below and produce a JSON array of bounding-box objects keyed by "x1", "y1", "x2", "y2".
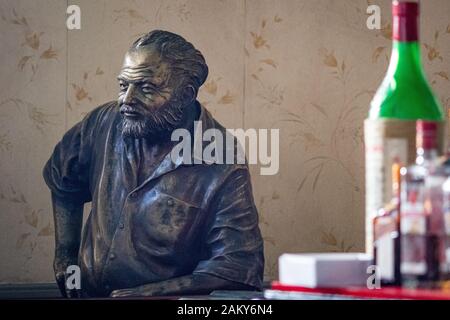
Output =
[
  {"x1": 400, "y1": 121, "x2": 441, "y2": 287},
  {"x1": 440, "y1": 161, "x2": 450, "y2": 281},
  {"x1": 424, "y1": 155, "x2": 450, "y2": 283}
]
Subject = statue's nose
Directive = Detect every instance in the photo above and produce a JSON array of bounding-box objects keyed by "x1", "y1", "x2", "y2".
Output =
[{"x1": 123, "y1": 84, "x2": 137, "y2": 104}]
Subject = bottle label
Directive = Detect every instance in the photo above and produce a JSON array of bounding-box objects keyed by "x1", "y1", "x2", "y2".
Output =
[
  {"x1": 425, "y1": 175, "x2": 447, "y2": 235},
  {"x1": 376, "y1": 233, "x2": 395, "y2": 281},
  {"x1": 401, "y1": 261, "x2": 427, "y2": 276},
  {"x1": 364, "y1": 119, "x2": 445, "y2": 254},
  {"x1": 401, "y1": 214, "x2": 426, "y2": 235},
  {"x1": 401, "y1": 214, "x2": 428, "y2": 276}
]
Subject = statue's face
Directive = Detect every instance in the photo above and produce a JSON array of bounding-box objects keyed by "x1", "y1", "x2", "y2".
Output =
[{"x1": 117, "y1": 46, "x2": 188, "y2": 139}]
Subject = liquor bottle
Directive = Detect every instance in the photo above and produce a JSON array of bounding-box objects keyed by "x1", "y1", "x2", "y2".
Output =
[
  {"x1": 439, "y1": 156, "x2": 450, "y2": 281},
  {"x1": 364, "y1": 0, "x2": 445, "y2": 254},
  {"x1": 424, "y1": 154, "x2": 450, "y2": 282},
  {"x1": 373, "y1": 160, "x2": 402, "y2": 286},
  {"x1": 400, "y1": 121, "x2": 441, "y2": 287}
]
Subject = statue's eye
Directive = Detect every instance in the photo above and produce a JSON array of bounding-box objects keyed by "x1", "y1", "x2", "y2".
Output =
[
  {"x1": 141, "y1": 84, "x2": 154, "y2": 94},
  {"x1": 119, "y1": 82, "x2": 128, "y2": 91}
]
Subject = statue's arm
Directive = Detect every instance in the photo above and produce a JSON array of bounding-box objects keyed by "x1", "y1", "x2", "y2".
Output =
[
  {"x1": 44, "y1": 104, "x2": 112, "y2": 297},
  {"x1": 110, "y1": 273, "x2": 254, "y2": 298},
  {"x1": 51, "y1": 193, "x2": 84, "y2": 298}
]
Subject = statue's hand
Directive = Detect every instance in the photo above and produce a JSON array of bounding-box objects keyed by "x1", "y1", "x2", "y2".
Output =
[
  {"x1": 53, "y1": 254, "x2": 81, "y2": 299},
  {"x1": 110, "y1": 286, "x2": 145, "y2": 298}
]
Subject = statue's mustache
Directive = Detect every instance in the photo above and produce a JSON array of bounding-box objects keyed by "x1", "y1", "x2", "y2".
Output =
[{"x1": 120, "y1": 104, "x2": 145, "y2": 117}]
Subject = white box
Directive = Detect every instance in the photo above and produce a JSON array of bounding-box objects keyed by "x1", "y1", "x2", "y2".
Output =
[{"x1": 279, "y1": 253, "x2": 373, "y2": 288}]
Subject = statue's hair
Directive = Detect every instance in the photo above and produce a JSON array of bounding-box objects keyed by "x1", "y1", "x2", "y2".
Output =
[{"x1": 131, "y1": 30, "x2": 208, "y2": 92}]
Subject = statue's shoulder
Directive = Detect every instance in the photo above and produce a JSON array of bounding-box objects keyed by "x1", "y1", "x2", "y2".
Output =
[
  {"x1": 81, "y1": 100, "x2": 118, "y2": 127},
  {"x1": 87, "y1": 100, "x2": 118, "y2": 119}
]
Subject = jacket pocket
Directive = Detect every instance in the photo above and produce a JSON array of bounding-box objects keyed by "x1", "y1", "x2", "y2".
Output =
[{"x1": 131, "y1": 191, "x2": 202, "y2": 253}]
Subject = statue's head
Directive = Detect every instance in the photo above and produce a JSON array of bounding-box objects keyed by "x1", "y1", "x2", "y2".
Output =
[{"x1": 117, "y1": 30, "x2": 208, "y2": 139}]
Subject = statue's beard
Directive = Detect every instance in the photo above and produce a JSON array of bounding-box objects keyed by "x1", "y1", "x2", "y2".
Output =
[{"x1": 120, "y1": 98, "x2": 186, "y2": 140}]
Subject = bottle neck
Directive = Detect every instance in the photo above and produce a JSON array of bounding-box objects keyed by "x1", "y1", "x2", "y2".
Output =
[
  {"x1": 388, "y1": 4, "x2": 423, "y2": 76},
  {"x1": 386, "y1": 41, "x2": 423, "y2": 82},
  {"x1": 393, "y1": 8, "x2": 418, "y2": 42}
]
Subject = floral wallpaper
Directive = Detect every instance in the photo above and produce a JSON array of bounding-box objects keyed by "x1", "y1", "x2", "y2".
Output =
[{"x1": 0, "y1": 0, "x2": 449, "y2": 283}]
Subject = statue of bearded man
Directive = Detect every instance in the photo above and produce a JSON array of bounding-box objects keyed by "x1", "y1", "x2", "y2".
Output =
[{"x1": 43, "y1": 30, "x2": 264, "y2": 298}]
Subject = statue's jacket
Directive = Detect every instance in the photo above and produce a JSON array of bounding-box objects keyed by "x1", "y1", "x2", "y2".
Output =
[{"x1": 43, "y1": 101, "x2": 264, "y2": 296}]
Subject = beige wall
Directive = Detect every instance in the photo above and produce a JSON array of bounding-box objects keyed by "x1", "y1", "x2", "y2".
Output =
[{"x1": 0, "y1": 0, "x2": 449, "y2": 283}]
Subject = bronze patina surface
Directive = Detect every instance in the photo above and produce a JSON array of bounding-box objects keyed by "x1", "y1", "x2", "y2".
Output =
[{"x1": 43, "y1": 30, "x2": 264, "y2": 298}]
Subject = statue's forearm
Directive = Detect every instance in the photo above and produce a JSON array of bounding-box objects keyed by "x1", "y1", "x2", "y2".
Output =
[
  {"x1": 51, "y1": 193, "x2": 84, "y2": 257},
  {"x1": 111, "y1": 273, "x2": 255, "y2": 297}
]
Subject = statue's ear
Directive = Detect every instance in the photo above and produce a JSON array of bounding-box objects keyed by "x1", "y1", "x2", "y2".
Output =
[{"x1": 181, "y1": 85, "x2": 196, "y2": 105}]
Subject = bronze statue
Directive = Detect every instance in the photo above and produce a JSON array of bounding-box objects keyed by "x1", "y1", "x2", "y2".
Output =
[{"x1": 43, "y1": 30, "x2": 264, "y2": 298}]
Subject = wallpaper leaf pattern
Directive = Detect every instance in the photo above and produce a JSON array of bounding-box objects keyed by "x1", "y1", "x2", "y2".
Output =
[
  {"x1": 199, "y1": 77, "x2": 236, "y2": 107},
  {"x1": 321, "y1": 228, "x2": 355, "y2": 252},
  {"x1": 1, "y1": 0, "x2": 450, "y2": 283},
  {"x1": 0, "y1": 98, "x2": 57, "y2": 134},
  {"x1": 70, "y1": 68, "x2": 105, "y2": 105},
  {"x1": 0, "y1": 184, "x2": 53, "y2": 279},
  {"x1": 1, "y1": 9, "x2": 59, "y2": 81},
  {"x1": 0, "y1": 3, "x2": 62, "y2": 282},
  {"x1": 113, "y1": 7, "x2": 149, "y2": 26},
  {"x1": 0, "y1": 133, "x2": 12, "y2": 152}
]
